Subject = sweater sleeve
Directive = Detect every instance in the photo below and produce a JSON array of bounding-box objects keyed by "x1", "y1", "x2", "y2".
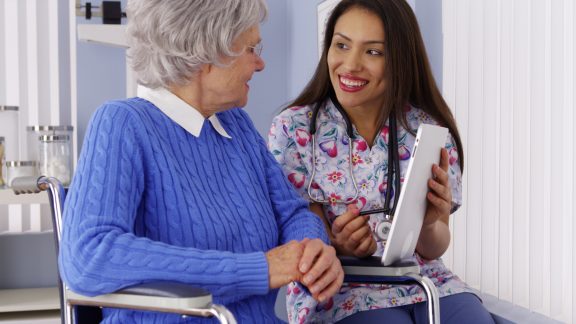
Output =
[
  {"x1": 232, "y1": 109, "x2": 328, "y2": 245},
  {"x1": 58, "y1": 102, "x2": 269, "y2": 300}
]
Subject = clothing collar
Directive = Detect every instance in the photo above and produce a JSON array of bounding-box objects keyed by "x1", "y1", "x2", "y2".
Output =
[
  {"x1": 323, "y1": 98, "x2": 393, "y2": 130},
  {"x1": 137, "y1": 85, "x2": 231, "y2": 139}
]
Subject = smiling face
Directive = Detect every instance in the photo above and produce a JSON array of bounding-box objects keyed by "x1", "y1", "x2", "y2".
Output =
[
  {"x1": 327, "y1": 7, "x2": 388, "y2": 115},
  {"x1": 200, "y1": 25, "x2": 265, "y2": 113}
]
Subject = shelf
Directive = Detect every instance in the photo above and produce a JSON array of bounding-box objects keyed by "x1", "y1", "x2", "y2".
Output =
[
  {"x1": 0, "y1": 189, "x2": 48, "y2": 205},
  {"x1": 0, "y1": 287, "x2": 59, "y2": 313},
  {"x1": 77, "y1": 24, "x2": 127, "y2": 48}
]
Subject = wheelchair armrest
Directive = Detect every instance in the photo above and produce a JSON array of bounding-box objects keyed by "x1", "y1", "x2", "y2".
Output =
[
  {"x1": 339, "y1": 255, "x2": 420, "y2": 278},
  {"x1": 65, "y1": 282, "x2": 214, "y2": 315},
  {"x1": 119, "y1": 281, "x2": 211, "y2": 298}
]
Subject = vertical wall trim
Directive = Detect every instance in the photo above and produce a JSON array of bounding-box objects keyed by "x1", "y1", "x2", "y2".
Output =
[
  {"x1": 0, "y1": 0, "x2": 6, "y2": 105},
  {"x1": 67, "y1": 0, "x2": 77, "y2": 165},
  {"x1": 5, "y1": 0, "x2": 19, "y2": 106},
  {"x1": 497, "y1": 0, "x2": 514, "y2": 303},
  {"x1": 451, "y1": 0, "x2": 470, "y2": 282},
  {"x1": 549, "y1": 1, "x2": 564, "y2": 320},
  {"x1": 565, "y1": 0, "x2": 575, "y2": 322},
  {"x1": 541, "y1": 0, "x2": 552, "y2": 316},
  {"x1": 24, "y1": 0, "x2": 38, "y2": 122},
  {"x1": 480, "y1": 0, "x2": 500, "y2": 297},
  {"x1": 48, "y1": 0, "x2": 60, "y2": 124},
  {"x1": 466, "y1": 0, "x2": 483, "y2": 290}
]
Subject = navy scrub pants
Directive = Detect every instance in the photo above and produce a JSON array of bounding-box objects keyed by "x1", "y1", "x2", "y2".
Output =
[{"x1": 337, "y1": 292, "x2": 495, "y2": 324}]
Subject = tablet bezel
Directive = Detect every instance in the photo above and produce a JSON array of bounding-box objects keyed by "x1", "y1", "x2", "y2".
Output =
[{"x1": 381, "y1": 124, "x2": 448, "y2": 266}]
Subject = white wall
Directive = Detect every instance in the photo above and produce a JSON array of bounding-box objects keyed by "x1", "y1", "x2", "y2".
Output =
[
  {"x1": 442, "y1": 0, "x2": 575, "y2": 322},
  {"x1": 244, "y1": 0, "x2": 289, "y2": 136}
]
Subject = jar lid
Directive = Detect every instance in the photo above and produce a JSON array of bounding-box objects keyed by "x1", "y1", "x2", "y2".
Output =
[
  {"x1": 27, "y1": 125, "x2": 74, "y2": 132},
  {"x1": 0, "y1": 105, "x2": 19, "y2": 112},
  {"x1": 6, "y1": 161, "x2": 37, "y2": 167},
  {"x1": 39, "y1": 134, "x2": 70, "y2": 142}
]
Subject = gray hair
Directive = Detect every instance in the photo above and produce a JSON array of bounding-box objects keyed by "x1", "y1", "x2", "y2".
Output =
[{"x1": 126, "y1": 0, "x2": 268, "y2": 88}]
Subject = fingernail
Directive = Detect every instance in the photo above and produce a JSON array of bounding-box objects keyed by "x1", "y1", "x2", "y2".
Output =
[
  {"x1": 310, "y1": 286, "x2": 317, "y2": 294},
  {"x1": 300, "y1": 263, "x2": 308, "y2": 273},
  {"x1": 318, "y1": 295, "x2": 325, "y2": 303}
]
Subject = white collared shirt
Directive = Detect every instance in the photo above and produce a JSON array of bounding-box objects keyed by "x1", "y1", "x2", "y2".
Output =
[{"x1": 137, "y1": 85, "x2": 232, "y2": 139}]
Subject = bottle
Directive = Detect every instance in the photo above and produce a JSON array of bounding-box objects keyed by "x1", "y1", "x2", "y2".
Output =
[
  {"x1": 0, "y1": 106, "x2": 19, "y2": 161},
  {"x1": 27, "y1": 125, "x2": 74, "y2": 162},
  {"x1": 38, "y1": 134, "x2": 72, "y2": 186},
  {"x1": 5, "y1": 161, "x2": 37, "y2": 188}
]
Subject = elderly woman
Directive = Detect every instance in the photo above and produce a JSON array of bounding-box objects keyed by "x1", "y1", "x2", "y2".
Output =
[{"x1": 59, "y1": 0, "x2": 343, "y2": 323}]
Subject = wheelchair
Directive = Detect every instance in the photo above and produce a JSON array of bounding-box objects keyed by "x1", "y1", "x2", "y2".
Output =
[
  {"x1": 14, "y1": 176, "x2": 440, "y2": 324},
  {"x1": 12, "y1": 176, "x2": 236, "y2": 324}
]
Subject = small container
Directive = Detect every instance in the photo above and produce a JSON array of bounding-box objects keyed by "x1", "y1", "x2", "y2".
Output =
[
  {"x1": 0, "y1": 137, "x2": 4, "y2": 187},
  {"x1": 5, "y1": 161, "x2": 38, "y2": 188},
  {"x1": 0, "y1": 106, "x2": 19, "y2": 161},
  {"x1": 38, "y1": 134, "x2": 72, "y2": 186},
  {"x1": 27, "y1": 125, "x2": 74, "y2": 162}
]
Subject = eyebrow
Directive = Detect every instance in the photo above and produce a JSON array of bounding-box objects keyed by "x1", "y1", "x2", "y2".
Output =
[{"x1": 333, "y1": 32, "x2": 385, "y2": 45}]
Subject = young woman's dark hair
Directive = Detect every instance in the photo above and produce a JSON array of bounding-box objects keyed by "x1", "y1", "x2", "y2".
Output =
[{"x1": 288, "y1": 0, "x2": 464, "y2": 170}]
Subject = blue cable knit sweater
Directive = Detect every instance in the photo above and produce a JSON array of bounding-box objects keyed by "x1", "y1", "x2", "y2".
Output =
[{"x1": 59, "y1": 98, "x2": 328, "y2": 323}]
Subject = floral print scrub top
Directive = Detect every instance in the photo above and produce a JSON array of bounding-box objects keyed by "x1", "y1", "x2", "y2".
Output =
[{"x1": 268, "y1": 100, "x2": 477, "y2": 323}]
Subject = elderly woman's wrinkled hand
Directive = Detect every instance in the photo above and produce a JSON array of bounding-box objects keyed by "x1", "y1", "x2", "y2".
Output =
[
  {"x1": 266, "y1": 240, "x2": 305, "y2": 289},
  {"x1": 266, "y1": 239, "x2": 344, "y2": 302},
  {"x1": 298, "y1": 238, "x2": 344, "y2": 302}
]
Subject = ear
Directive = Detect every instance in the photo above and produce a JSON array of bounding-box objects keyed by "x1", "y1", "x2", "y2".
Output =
[{"x1": 200, "y1": 63, "x2": 212, "y2": 75}]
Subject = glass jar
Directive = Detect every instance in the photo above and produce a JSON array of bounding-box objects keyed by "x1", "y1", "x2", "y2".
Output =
[
  {"x1": 0, "y1": 137, "x2": 4, "y2": 187},
  {"x1": 27, "y1": 125, "x2": 74, "y2": 162},
  {"x1": 5, "y1": 161, "x2": 37, "y2": 188},
  {"x1": 0, "y1": 106, "x2": 19, "y2": 161},
  {"x1": 38, "y1": 134, "x2": 72, "y2": 186}
]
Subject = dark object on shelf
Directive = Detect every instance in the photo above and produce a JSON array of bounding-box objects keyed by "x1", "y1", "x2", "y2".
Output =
[
  {"x1": 102, "y1": 1, "x2": 122, "y2": 24},
  {"x1": 85, "y1": 2, "x2": 92, "y2": 20}
]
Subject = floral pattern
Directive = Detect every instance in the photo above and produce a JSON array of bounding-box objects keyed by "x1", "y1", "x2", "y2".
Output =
[{"x1": 268, "y1": 100, "x2": 475, "y2": 323}]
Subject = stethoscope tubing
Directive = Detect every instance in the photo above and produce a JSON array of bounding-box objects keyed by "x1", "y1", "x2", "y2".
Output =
[{"x1": 307, "y1": 90, "x2": 402, "y2": 217}]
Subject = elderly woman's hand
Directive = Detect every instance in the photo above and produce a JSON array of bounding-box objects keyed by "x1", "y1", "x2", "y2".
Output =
[
  {"x1": 265, "y1": 239, "x2": 344, "y2": 302},
  {"x1": 298, "y1": 238, "x2": 344, "y2": 302},
  {"x1": 266, "y1": 240, "x2": 306, "y2": 289}
]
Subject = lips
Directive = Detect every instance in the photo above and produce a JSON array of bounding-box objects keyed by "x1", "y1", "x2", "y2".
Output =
[{"x1": 338, "y1": 75, "x2": 368, "y2": 92}]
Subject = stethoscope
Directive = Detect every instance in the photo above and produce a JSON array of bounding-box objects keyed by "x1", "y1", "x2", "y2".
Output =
[{"x1": 307, "y1": 88, "x2": 402, "y2": 241}]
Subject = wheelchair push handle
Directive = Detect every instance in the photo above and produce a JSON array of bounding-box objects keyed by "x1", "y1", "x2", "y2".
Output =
[{"x1": 11, "y1": 176, "x2": 50, "y2": 194}]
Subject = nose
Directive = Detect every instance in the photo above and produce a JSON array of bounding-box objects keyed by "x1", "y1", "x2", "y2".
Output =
[
  {"x1": 343, "y1": 50, "x2": 362, "y2": 72},
  {"x1": 255, "y1": 55, "x2": 265, "y2": 72}
]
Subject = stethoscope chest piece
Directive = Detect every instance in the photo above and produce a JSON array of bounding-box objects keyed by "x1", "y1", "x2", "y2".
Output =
[{"x1": 375, "y1": 220, "x2": 392, "y2": 241}]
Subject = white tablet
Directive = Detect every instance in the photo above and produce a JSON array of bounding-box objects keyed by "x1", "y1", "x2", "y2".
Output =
[{"x1": 381, "y1": 124, "x2": 449, "y2": 266}]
